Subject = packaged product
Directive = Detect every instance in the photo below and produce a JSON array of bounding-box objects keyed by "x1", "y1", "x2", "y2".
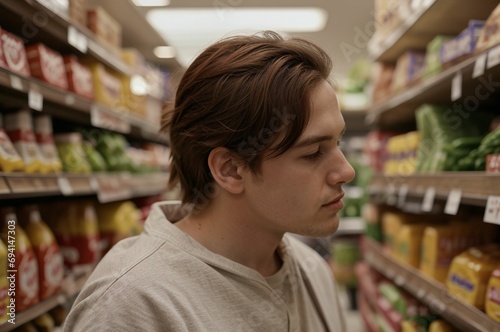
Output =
[
  {"x1": 428, "y1": 320, "x2": 454, "y2": 332},
  {"x1": 394, "y1": 223, "x2": 428, "y2": 268},
  {"x1": 446, "y1": 244, "x2": 500, "y2": 309},
  {"x1": 476, "y1": 3, "x2": 500, "y2": 52},
  {"x1": 371, "y1": 62, "x2": 395, "y2": 103},
  {"x1": 54, "y1": 133, "x2": 92, "y2": 174},
  {"x1": 22, "y1": 206, "x2": 64, "y2": 300},
  {"x1": 420, "y1": 223, "x2": 460, "y2": 283},
  {"x1": 25, "y1": 43, "x2": 68, "y2": 90},
  {"x1": 4, "y1": 110, "x2": 45, "y2": 173},
  {"x1": 0, "y1": 209, "x2": 39, "y2": 311},
  {"x1": 390, "y1": 51, "x2": 426, "y2": 92},
  {"x1": 81, "y1": 141, "x2": 107, "y2": 172},
  {"x1": 424, "y1": 35, "x2": 452, "y2": 77},
  {"x1": 0, "y1": 29, "x2": 31, "y2": 76},
  {"x1": 63, "y1": 55, "x2": 94, "y2": 100},
  {"x1": 440, "y1": 20, "x2": 484, "y2": 64},
  {"x1": 87, "y1": 6, "x2": 122, "y2": 49},
  {"x1": 53, "y1": 202, "x2": 101, "y2": 273},
  {"x1": 34, "y1": 115, "x2": 62, "y2": 173},
  {"x1": 330, "y1": 240, "x2": 360, "y2": 286},
  {"x1": 96, "y1": 201, "x2": 142, "y2": 255},
  {"x1": 33, "y1": 312, "x2": 55, "y2": 332},
  {"x1": 381, "y1": 211, "x2": 413, "y2": 253},
  {"x1": 0, "y1": 114, "x2": 25, "y2": 173},
  {"x1": 69, "y1": 0, "x2": 87, "y2": 27},
  {"x1": 120, "y1": 74, "x2": 146, "y2": 114},
  {"x1": 86, "y1": 62, "x2": 121, "y2": 108},
  {"x1": 0, "y1": 236, "x2": 8, "y2": 324},
  {"x1": 486, "y1": 265, "x2": 500, "y2": 322}
]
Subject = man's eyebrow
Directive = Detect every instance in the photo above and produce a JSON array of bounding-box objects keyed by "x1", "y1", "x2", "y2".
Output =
[
  {"x1": 293, "y1": 135, "x2": 333, "y2": 149},
  {"x1": 293, "y1": 126, "x2": 346, "y2": 149}
]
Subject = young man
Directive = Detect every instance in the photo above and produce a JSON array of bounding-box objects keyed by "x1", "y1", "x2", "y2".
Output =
[{"x1": 64, "y1": 31, "x2": 355, "y2": 331}]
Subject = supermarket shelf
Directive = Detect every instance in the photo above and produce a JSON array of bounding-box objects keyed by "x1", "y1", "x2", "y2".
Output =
[
  {"x1": 0, "y1": 0, "x2": 134, "y2": 76},
  {"x1": 369, "y1": 172, "x2": 500, "y2": 208},
  {"x1": 0, "y1": 172, "x2": 169, "y2": 203},
  {"x1": 0, "y1": 68, "x2": 167, "y2": 145},
  {"x1": 366, "y1": 44, "x2": 500, "y2": 129},
  {"x1": 368, "y1": 0, "x2": 499, "y2": 62},
  {"x1": 0, "y1": 272, "x2": 90, "y2": 332},
  {"x1": 336, "y1": 218, "x2": 365, "y2": 236},
  {"x1": 362, "y1": 237, "x2": 500, "y2": 332}
]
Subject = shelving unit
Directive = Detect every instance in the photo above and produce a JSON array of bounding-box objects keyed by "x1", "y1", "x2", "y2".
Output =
[
  {"x1": 362, "y1": 237, "x2": 500, "y2": 332},
  {"x1": 368, "y1": 0, "x2": 500, "y2": 62},
  {"x1": 336, "y1": 217, "x2": 365, "y2": 236},
  {"x1": 0, "y1": 271, "x2": 91, "y2": 332},
  {"x1": 0, "y1": 172, "x2": 169, "y2": 203},
  {"x1": 366, "y1": 44, "x2": 500, "y2": 129}
]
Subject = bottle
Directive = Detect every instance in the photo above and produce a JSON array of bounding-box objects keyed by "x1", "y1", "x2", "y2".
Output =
[
  {"x1": 23, "y1": 206, "x2": 63, "y2": 300},
  {"x1": 0, "y1": 208, "x2": 39, "y2": 311}
]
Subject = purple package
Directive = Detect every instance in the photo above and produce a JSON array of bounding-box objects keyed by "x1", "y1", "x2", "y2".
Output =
[{"x1": 440, "y1": 20, "x2": 485, "y2": 64}]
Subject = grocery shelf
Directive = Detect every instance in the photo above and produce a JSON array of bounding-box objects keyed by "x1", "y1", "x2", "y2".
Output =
[
  {"x1": 0, "y1": 68, "x2": 167, "y2": 145},
  {"x1": 336, "y1": 218, "x2": 365, "y2": 236},
  {"x1": 362, "y1": 237, "x2": 500, "y2": 332},
  {"x1": 0, "y1": 271, "x2": 90, "y2": 332},
  {"x1": 0, "y1": 172, "x2": 169, "y2": 203},
  {"x1": 0, "y1": 0, "x2": 134, "y2": 77},
  {"x1": 368, "y1": 0, "x2": 500, "y2": 62},
  {"x1": 369, "y1": 172, "x2": 500, "y2": 208},
  {"x1": 366, "y1": 44, "x2": 500, "y2": 129}
]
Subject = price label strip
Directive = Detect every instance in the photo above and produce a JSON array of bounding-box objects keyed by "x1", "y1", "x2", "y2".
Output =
[
  {"x1": 451, "y1": 72, "x2": 462, "y2": 102},
  {"x1": 58, "y1": 177, "x2": 74, "y2": 196},
  {"x1": 67, "y1": 26, "x2": 88, "y2": 53},
  {"x1": 10, "y1": 75, "x2": 23, "y2": 91},
  {"x1": 397, "y1": 184, "x2": 409, "y2": 207},
  {"x1": 421, "y1": 187, "x2": 436, "y2": 212},
  {"x1": 484, "y1": 196, "x2": 500, "y2": 225},
  {"x1": 386, "y1": 184, "x2": 397, "y2": 206},
  {"x1": 28, "y1": 90, "x2": 43, "y2": 111},
  {"x1": 444, "y1": 189, "x2": 462, "y2": 215},
  {"x1": 487, "y1": 44, "x2": 500, "y2": 70},
  {"x1": 472, "y1": 53, "x2": 487, "y2": 79}
]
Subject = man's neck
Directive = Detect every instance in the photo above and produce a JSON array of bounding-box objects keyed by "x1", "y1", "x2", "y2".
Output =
[{"x1": 174, "y1": 199, "x2": 283, "y2": 277}]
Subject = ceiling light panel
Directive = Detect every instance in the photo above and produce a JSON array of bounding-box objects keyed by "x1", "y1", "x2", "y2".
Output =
[{"x1": 147, "y1": 7, "x2": 328, "y2": 66}]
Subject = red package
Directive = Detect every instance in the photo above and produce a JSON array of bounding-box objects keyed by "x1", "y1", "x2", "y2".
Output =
[
  {"x1": 26, "y1": 43, "x2": 68, "y2": 90},
  {"x1": 63, "y1": 55, "x2": 94, "y2": 99},
  {"x1": 0, "y1": 29, "x2": 30, "y2": 76},
  {"x1": 0, "y1": 29, "x2": 6, "y2": 69}
]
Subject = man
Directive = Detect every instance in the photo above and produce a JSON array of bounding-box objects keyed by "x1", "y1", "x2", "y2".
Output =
[{"x1": 64, "y1": 31, "x2": 355, "y2": 331}]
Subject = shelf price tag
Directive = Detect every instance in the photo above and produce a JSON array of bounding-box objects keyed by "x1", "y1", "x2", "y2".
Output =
[
  {"x1": 68, "y1": 26, "x2": 88, "y2": 53},
  {"x1": 57, "y1": 177, "x2": 74, "y2": 196},
  {"x1": 444, "y1": 189, "x2": 461, "y2": 215},
  {"x1": 10, "y1": 75, "x2": 23, "y2": 91},
  {"x1": 421, "y1": 187, "x2": 436, "y2": 212},
  {"x1": 28, "y1": 90, "x2": 43, "y2": 111},
  {"x1": 472, "y1": 53, "x2": 487, "y2": 79},
  {"x1": 487, "y1": 45, "x2": 500, "y2": 69},
  {"x1": 484, "y1": 196, "x2": 500, "y2": 225},
  {"x1": 451, "y1": 72, "x2": 462, "y2": 101},
  {"x1": 397, "y1": 184, "x2": 409, "y2": 207},
  {"x1": 386, "y1": 184, "x2": 397, "y2": 206}
]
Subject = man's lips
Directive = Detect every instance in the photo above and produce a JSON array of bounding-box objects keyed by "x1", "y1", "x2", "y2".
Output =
[{"x1": 322, "y1": 193, "x2": 345, "y2": 211}]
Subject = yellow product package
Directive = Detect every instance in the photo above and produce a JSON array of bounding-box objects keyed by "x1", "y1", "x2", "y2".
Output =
[
  {"x1": 420, "y1": 223, "x2": 456, "y2": 283},
  {"x1": 446, "y1": 245, "x2": 500, "y2": 310},
  {"x1": 394, "y1": 223, "x2": 427, "y2": 267},
  {"x1": 428, "y1": 320, "x2": 454, "y2": 332},
  {"x1": 486, "y1": 265, "x2": 500, "y2": 322}
]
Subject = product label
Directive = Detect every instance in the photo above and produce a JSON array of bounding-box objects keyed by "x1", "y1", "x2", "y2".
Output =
[
  {"x1": 17, "y1": 250, "x2": 39, "y2": 311},
  {"x1": 39, "y1": 46, "x2": 67, "y2": 89},
  {"x1": 70, "y1": 61, "x2": 93, "y2": 98},
  {"x1": 488, "y1": 285, "x2": 500, "y2": 305},
  {"x1": 0, "y1": 130, "x2": 21, "y2": 159},
  {"x1": 1, "y1": 32, "x2": 29, "y2": 76},
  {"x1": 40, "y1": 244, "x2": 64, "y2": 299}
]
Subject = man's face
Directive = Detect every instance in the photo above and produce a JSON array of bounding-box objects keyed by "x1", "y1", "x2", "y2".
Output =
[{"x1": 241, "y1": 80, "x2": 355, "y2": 238}]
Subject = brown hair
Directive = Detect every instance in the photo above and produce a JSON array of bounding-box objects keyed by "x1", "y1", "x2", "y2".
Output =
[{"x1": 162, "y1": 31, "x2": 332, "y2": 205}]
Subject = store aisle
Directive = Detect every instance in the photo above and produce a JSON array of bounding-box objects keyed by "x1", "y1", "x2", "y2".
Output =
[{"x1": 338, "y1": 285, "x2": 365, "y2": 332}]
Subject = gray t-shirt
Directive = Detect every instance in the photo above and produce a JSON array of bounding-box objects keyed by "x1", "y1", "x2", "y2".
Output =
[{"x1": 64, "y1": 201, "x2": 346, "y2": 331}]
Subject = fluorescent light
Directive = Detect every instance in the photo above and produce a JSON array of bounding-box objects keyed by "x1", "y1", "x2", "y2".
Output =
[
  {"x1": 146, "y1": 7, "x2": 328, "y2": 66},
  {"x1": 154, "y1": 45, "x2": 176, "y2": 58},
  {"x1": 132, "y1": 0, "x2": 170, "y2": 6},
  {"x1": 130, "y1": 75, "x2": 148, "y2": 96}
]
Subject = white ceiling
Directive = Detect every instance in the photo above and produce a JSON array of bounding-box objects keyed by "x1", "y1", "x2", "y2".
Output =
[{"x1": 93, "y1": 0, "x2": 374, "y2": 82}]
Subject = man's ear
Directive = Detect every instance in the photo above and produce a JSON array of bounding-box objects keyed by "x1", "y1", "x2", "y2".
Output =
[{"x1": 208, "y1": 147, "x2": 244, "y2": 195}]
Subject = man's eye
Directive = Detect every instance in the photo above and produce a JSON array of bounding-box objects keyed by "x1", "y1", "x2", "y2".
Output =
[{"x1": 303, "y1": 149, "x2": 323, "y2": 161}]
